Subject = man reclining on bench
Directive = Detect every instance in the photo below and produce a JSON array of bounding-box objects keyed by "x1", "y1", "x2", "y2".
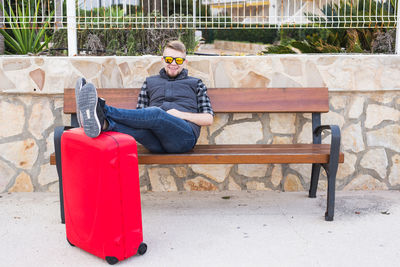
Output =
[{"x1": 75, "y1": 40, "x2": 214, "y2": 153}]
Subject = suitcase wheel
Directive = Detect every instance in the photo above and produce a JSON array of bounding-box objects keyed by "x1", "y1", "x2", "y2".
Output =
[
  {"x1": 105, "y1": 256, "x2": 119, "y2": 265},
  {"x1": 137, "y1": 242, "x2": 147, "y2": 256},
  {"x1": 67, "y1": 239, "x2": 75, "y2": 247}
]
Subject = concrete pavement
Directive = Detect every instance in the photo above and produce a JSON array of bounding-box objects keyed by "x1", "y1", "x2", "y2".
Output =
[{"x1": 1, "y1": 190, "x2": 400, "y2": 267}]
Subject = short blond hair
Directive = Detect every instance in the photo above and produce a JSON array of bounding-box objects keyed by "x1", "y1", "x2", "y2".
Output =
[{"x1": 164, "y1": 40, "x2": 186, "y2": 54}]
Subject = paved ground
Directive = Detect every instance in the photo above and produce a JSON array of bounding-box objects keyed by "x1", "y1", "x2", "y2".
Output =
[{"x1": 1, "y1": 190, "x2": 400, "y2": 267}]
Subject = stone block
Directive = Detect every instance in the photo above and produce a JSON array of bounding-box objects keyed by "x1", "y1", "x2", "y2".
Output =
[
  {"x1": 190, "y1": 164, "x2": 232, "y2": 182},
  {"x1": 0, "y1": 69, "x2": 16, "y2": 90},
  {"x1": 272, "y1": 136, "x2": 293, "y2": 144},
  {"x1": 344, "y1": 174, "x2": 388, "y2": 190},
  {"x1": 0, "y1": 100, "x2": 24, "y2": 138},
  {"x1": 38, "y1": 164, "x2": 58, "y2": 186},
  {"x1": 342, "y1": 123, "x2": 365, "y2": 153},
  {"x1": 269, "y1": 114, "x2": 296, "y2": 134},
  {"x1": 29, "y1": 100, "x2": 55, "y2": 139},
  {"x1": 269, "y1": 73, "x2": 301, "y2": 87},
  {"x1": 233, "y1": 113, "x2": 252, "y2": 120},
  {"x1": 173, "y1": 167, "x2": 188, "y2": 178},
  {"x1": 228, "y1": 176, "x2": 241, "y2": 190},
  {"x1": 271, "y1": 165, "x2": 282, "y2": 187},
  {"x1": 0, "y1": 139, "x2": 38, "y2": 169},
  {"x1": 8, "y1": 172, "x2": 33, "y2": 192},
  {"x1": 29, "y1": 68, "x2": 45, "y2": 91},
  {"x1": 3, "y1": 58, "x2": 31, "y2": 71},
  {"x1": 297, "y1": 122, "x2": 312, "y2": 143},
  {"x1": 71, "y1": 59, "x2": 102, "y2": 79},
  {"x1": 148, "y1": 167, "x2": 177, "y2": 192},
  {"x1": 337, "y1": 152, "x2": 356, "y2": 180},
  {"x1": 0, "y1": 160, "x2": 15, "y2": 192},
  {"x1": 365, "y1": 104, "x2": 400, "y2": 129},
  {"x1": 322, "y1": 111, "x2": 345, "y2": 129},
  {"x1": 284, "y1": 174, "x2": 304, "y2": 191},
  {"x1": 389, "y1": 154, "x2": 400, "y2": 186},
  {"x1": 360, "y1": 149, "x2": 388, "y2": 178},
  {"x1": 184, "y1": 177, "x2": 217, "y2": 191},
  {"x1": 209, "y1": 114, "x2": 229, "y2": 135},
  {"x1": 348, "y1": 96, "x2": 364, "y2": 119},
  {"x1": 246, "y1": 181, "x2": 270, "y2": 191},
  {"x1": 281, "y1": 58, "x2": 302, "y2": 76},
  {"x1": 305, "y1": 61, "x2": 325, "y2": 87},
  {"x1": 215, "y1": 121, "x2": 263, "y2": 144},
  {"x1": 237, "y1": 164, "x2": 268, "y2": 178},
  {"x1": 289, "y1": 164, "x2": 311, "y2": 182},
  {"x1": 366, "y1": 125, "x2": 400, "y2": 153},
  {"x1": 238, "y1": 71, "x2": 270, "y2": 87},
  {"x1": 330, "y1": 95, "x2": 348, "y2": 110}
]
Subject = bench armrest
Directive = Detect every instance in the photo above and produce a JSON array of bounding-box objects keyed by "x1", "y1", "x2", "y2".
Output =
[{"x1": 313, "y1": 125, "x2": 341, "y2": 167}]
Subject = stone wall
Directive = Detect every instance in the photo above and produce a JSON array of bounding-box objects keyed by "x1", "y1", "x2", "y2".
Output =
[{"x1": 0, "y1": 55, "x2": 399, "y2": 193}]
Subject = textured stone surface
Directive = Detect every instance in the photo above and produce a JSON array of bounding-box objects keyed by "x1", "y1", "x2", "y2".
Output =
[
  {"x1": 269, "y1": 114, "x2": 296, "y2": 134},
  {"x1": 330, "y1": 95, "x2": 347, "y2": 110},
  {"x1": 365, "y1": 105, "x2": 400, "y2": 129},
  {"x1": 29, "y1": 101, "x2": 54, "y2": 139},
  {"x1": 360, "y1": 149, "x2": 388, "y2": 178},
  {"x1": 272, "y1": 136, "x2": 293, "y2": 144},
  {"x1": 3, "y1": 58, "x2": 31, "y2": 71},
  {"x1": 233, "y1": 113, "x2": 252, "y2": 120},
  {"x1": 281, "y1": 58, "x2": 302, "y2": 76},
  {"x1": 305, "y1": 61, "x2": 325, "y2": 87},
  {"x1": 191, "y1": 164, "x2": 232, "y2": 182},
  {"x1": 0, "y1": 160, "x2": 15, "y2": 192},
  {"x1": 246, "y1": 181, "x2": 270, "y2": 190},
  {"x1": 237, "y1": 164, "x2": 268, "y2": 178},
  {"x1": 38, "y1": 164, "x2": 58, "y2": 186},
  {"x1": 0, "y1": 139, "x2": 38, "y2": 169},
  {"x1": 215, "y1": 121, "x2": 263, "y2": 144},
  {"x1": 29, "y1": 69, "x2": 45, "y2": 91},
  {"x1": 184, "y1": 177, "x2": 217, "y2": 191},
  {"x1": 289, "y1": 164, "x2": 312, "y2": 182},
  {"x1": 0, "y1": 69, "x2": 16, "y2": 90},
  {"x1": 271, "y1": 165, "x2": 282, "y2": 187},
  {"x1": 348, "y1": 96, "x2": 364, "y2": 119},
  {"x1": 8, "y1": 172, "x2": 33, "y2": 192},
  {"x1": 366, "y1": 125, "x2": 400, "y2": 153},
  {"x1": 322, "y1": 111, "x2": 345, "y2": 129},
  {"x1": 389, "y1": 154, "x2": 400, "y2": 186},
  {"x1": 173, "y1": 167, "x2": 188, "y2": 178},
  {"x1": 337, "y1": 152, "x2": 357, "y2": 180},
  {"x1": 228, "y1": 176, "x2": 242, "y2": 190},
  {"x1": 297, "y1": 122, "x2": 312, "y2": 143},
  {"x1": 238, "y1": 71, "x2": 270, "y2": 87},
  {"x1": 209, "y1": 114, "x2": 229, "y2": 135},
  {"x1": 342, "y1": 123, "x2": 365, "y2": 153},
  {"x1": 344, "y1": 175, "x2": 388, "y2": 190},
  {"x1": 284, "y1": 174, "x2": 304, "y2": 191},
  {"x1": 148, "y1": 168, "x2": 177, "y2": 192},
  {"x1": 0, "y1": 100, "x2": 24, "y2": 138}
]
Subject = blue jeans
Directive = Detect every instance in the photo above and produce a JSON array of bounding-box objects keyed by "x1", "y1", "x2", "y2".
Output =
[{"x1": 104, "y1": 105, "x2": 197, "y2": 153}]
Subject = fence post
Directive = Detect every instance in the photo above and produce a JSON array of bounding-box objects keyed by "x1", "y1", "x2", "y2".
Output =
[
  {"x1": 397, "y1": 0, "x2": 400, "y2": 54},
  {"x1": 67, "y1": 0, "x2": 78, "y2": 56}
]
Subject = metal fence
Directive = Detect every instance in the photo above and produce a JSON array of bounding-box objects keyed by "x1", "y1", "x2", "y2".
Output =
[{"x1": 0, "y1": 0, "x2": 398, "y2": 30}]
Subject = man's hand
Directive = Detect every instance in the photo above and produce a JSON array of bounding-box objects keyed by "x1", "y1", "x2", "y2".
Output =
[{"x1": 167, "y1": 108, "x2": 213, "y2": 126}]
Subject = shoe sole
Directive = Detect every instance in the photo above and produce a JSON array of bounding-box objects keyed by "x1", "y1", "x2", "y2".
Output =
[
  {"x1": 75, "y1": 77, "x2": 86, "y2": 127},
  {"x1": 78, "y1": 84, "x2": 101, "y2": 138}
]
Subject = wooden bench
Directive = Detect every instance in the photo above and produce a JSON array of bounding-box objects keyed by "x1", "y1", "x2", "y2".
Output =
[{"x1": 51, "y1": 87, "x2": 344, "y2": 221}]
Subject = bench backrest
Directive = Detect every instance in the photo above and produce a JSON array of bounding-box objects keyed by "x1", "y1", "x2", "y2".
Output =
[{"x1": 63, "y1": 87, "x2": 329, "y2": 114}]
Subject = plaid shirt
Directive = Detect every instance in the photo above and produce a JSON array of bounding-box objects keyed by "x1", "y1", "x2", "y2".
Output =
[{"x1": 136, "y1": 80, "x2": 214, "y2": 116}]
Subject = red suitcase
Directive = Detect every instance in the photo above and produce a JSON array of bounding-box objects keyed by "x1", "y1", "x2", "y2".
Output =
[{"x1": 61, "y1": 128, "x2": 147, "y2": 265}]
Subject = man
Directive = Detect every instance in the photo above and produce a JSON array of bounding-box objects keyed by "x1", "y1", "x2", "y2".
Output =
[{"x1": 76, "y1": 40, "x2": 214, "y2": 153}]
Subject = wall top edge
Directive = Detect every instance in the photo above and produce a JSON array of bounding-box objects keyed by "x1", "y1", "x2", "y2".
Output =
[{"x1": 1, "y1": 54, "x2": 400, "y2": 59}]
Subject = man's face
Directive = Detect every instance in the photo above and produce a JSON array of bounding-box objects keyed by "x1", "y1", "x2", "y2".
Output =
[{"x1": 162, "y1": 48, "x2": 186, "y2": 78}]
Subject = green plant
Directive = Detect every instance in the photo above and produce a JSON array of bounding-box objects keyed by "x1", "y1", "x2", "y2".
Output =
[{"x1": 0, "y1": 0, "x2": 54, "y2": 54}]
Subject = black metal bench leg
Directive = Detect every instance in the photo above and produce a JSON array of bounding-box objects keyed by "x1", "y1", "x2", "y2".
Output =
[
  {"x1": 309, "y1": 163, "x2": 321, "y2": 198},
  {"x1": 325, "y1": 169, "x2": 337, "y2": 221},
  {"x1": 54, "y1": 126, "x2": 74, "y2": 224}
]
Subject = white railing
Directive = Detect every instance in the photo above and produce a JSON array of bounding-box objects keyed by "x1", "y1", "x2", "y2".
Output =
[{"x1": 0, "y1": 0, "x2": 398, "y2": 29}]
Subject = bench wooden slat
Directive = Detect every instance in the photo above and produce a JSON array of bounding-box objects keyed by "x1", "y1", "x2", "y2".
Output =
[
  {"x1": 63, "y1": 87, "x2": 329, "y2": 114},
  {"x1": 50, "y1": 144, "x2": 344, "y2": 165}
]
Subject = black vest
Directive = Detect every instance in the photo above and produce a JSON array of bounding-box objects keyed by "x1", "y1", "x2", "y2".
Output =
[{"x1": 145, "y1": 68, "x2": 201, "y2": 138}]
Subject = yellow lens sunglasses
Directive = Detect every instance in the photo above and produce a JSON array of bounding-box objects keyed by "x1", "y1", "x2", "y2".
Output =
[{"x1": 163, "y1": 56, "x2": 186, "y2": 65}]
